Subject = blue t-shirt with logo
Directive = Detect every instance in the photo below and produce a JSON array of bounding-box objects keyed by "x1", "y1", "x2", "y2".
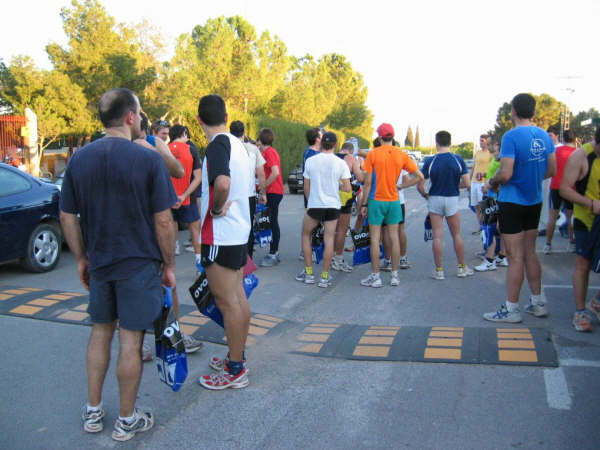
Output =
[
  {"x1": 498, "y1": 126, "x2": 555, "y2": 205},
  {"x1": 422, "y1": 153, "x2": 468, "y2": 197},
  {"x1": 302, "y1": 147, "x2": 319, "y2": 173}
]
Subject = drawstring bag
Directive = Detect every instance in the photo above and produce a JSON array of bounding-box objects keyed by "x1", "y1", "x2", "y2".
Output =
[
  {"x1": 311, "y1": 223, "x2": 325, "y2": 264},
  {"x1": 254, "y1": 203, "x2": 272, "y2": 247},
  {"x1": 424, "y1": 216, "x2": 433, "y2": 242},
  {"x1": 154, "y1": 287, "x2": 188, "y2": 392}
]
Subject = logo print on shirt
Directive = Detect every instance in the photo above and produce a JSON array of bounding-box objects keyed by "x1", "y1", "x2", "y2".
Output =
[{"x1": 529, "y1": 139, "x2": 546, "y2": 161}]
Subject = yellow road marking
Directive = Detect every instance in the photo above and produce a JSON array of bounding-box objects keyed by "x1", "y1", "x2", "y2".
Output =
[
  {"x1": 498, "y1": 340, "x2": 535, "y2": 349},
  {"x1": 497, "y1": 332, "x2": 532, "y2": 340},
  {"x1": 0, "y1": 294, "x2": 14, "y2": 301},
  {"x1": 498, "y1": 350, "x2": 538, "y2": 362},
  {"x1": 359, "y1": 336, "x2": 394, "y2": 345},
  {"x1": 3, "y1": 289, "x2": 29, "y2": 295},
  {"x1": 431, "y1": 327, "x2": 464, "y2": 331},
  {"x1": 10, "y1": 305, "x2": 42, "y2": 315},
  {"x1": 179, "y1": 324, "x2": 199, "y2": 336},
  {"x1": 304, "y1": 326, "x2": 336, "y2": 334},
  {"x1": 254, "y1": 314, "x2": 284, "y2": 323},
  {"x1": 73, "y1": 304, "x2": 88, "y2": 311},
  {"x1": 310, "y1": 323, "x2": 340, "y2": 328},
  {"x1": 427, "y1": 338, "x2": 462, "y2": 347},
  {"x1": 57, "y1": 311, "x2": 88, "y2": 321},
  {"x1": 353, "y1": 346, "x2": 390, "y2": 357},
  {"x1": 250, "y1": 317, "x2": 278, "y2": 328},
  {"x1": 180, "y1": 316, "x2": 210, "y2": 326},
  {"x1": 44, "y1": 294, "x2": 71, "y2": 301},
  {"x1": 28, "y1": 299, "x2": 58, "y2": 307},
  {"x1": 300, "y1": 333, "x2": 329, "y2": 342},
  {"x1": 424, "y1": 348, "x2": 462, "y2": 360},
  {"x1": 496, "y1": 328, "x2": 530, "y2": 333},
  {"x1": 297, "y1": 344, "x2": 323, "y2": 353},
  {"x1": 248, "y1": 325, "x2": 269, "y2": 336},
  {"x1": 429, "y1": 331, "x2": 463, "y2": 338},
  {"x1": 365, "y1": 329, "x2": 398, "y2": 336}
]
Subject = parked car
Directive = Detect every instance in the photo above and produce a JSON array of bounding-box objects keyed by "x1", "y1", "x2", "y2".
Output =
[
  {"x1": 0, "y1": 163, "x2": 63, "y2": 272},
  {"x1": 287, "y1": 165, "x2": 304, "y2": 194},
  {"x1": 53, "y1": 169, "x2": 65, "y2": 191}
]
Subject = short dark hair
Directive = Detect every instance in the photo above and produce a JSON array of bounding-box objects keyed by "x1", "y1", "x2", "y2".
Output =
[
  {"x1": 511, "y1": 93, "x2": 536, "y2": 119},
  {"x1": 306, "y1": 127, "x2": 321, "y2": 146},
  {"x1": 230, "y1": 120, "x2": 245, "y2": 138},
  {"x1": 480, "y1": 134, "x2": 488, "y2": 140},
  {"x1": 547, "y1": 125, "x2": 560, "y2": 135},
  {"x1": 198, "y1": 94, "x2": 226, "y2": 126},
  {"x1": 169, "y1": 124, "x2": 187, "y2": 142},
  {"x1": 98, "y1": 88, "x2": 138, "y2": 128},
  {"x1": 341, "y1": 142, "x2": 354, "y2": 152},
  {"x1": 372, "y1": 137, "x2": 381, "y2": 148},
  {"x1": 258, "y1": 128, "x2": 274, "y2": 146},
  {"x1": 435, "y1": 130, "x2": 451, "y2": 147},
  {"x1": 140, "y1": 111, "x2": 150, "y2": 134},
  {"x1": 151, "y1": 119, "x2": 170, "y2": 134},
  {"x1": 563, "y1": 129, "x2": 575, "y2": 143}
]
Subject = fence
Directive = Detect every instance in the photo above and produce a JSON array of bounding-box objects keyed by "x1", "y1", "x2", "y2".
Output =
[{"x1": 0, "y1": 115, "x2": 27, "y2": 163}]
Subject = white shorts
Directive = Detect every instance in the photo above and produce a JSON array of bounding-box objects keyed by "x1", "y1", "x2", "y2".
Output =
[
  {"x1": 470, "y1": 182, "x2": 484, "y2": 207},
  {"x1": 428, "y1": 196, "x2": 460, "y2": 217}
]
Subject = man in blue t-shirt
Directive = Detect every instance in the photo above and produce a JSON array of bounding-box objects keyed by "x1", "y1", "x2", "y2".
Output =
[
  {"x1": 484, "y1": 93, "x2": 557, "y2": 323},
  {"x1": 60, "y1": 88, "x2": 177, "y2": 440},
  {"x1": 417, "y1": 130, "x2": 473, "y2": 280}
]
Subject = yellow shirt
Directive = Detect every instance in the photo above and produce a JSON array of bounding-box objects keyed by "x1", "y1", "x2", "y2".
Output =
[
  {"x1": 472, "y1": 149, "x2": 492, "y2": 182},
  {"x1": 573, "y1": 152, "x2": 600, "y2": 231}
]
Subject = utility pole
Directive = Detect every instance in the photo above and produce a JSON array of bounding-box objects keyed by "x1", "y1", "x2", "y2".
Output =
[{"x1": 556, "y1": 75, "x2": 582, "y2": 141}]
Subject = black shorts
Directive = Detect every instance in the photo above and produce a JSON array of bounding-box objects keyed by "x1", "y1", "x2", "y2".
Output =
[
  {"x1": 307, "y1": 208, "x2": 340, "y2": 222},
  {"x1": 201, "y1": 244, "x2": 247, "y2": 271},
  {"x1": 498, "y1": 202, "x2": 542, "y2": 234},
  {"x1": 550, "y1": 189, "x2": 573, "y2": 211},
  {"x1": 340, "y1": 198, "x2": 353, "y2": 214},
  {"x1": 171, "y1": 203, "x2": 200, "y2": 224}
]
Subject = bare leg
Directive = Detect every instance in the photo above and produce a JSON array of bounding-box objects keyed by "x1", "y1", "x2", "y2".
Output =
[
  {"x1": 502, "y1": 232, "x2": 525, "y2": 304},
  {"x1": 206, "y1": 263, "x2": 248, "y2": 361},
  {"x1": 382, "y1": 226, "x2": 391, "y2": 260},
  {"x1": 566, "y1": 209, "x2": 574, "y2": 242},
  {"x1": 334, "y1": 213, "x2": 351, "y2": 257},
  {"x1": 322, "y1": 219, "x2": 338, "y2": 273},
  {"x1": 445, "y1": 211, "x2": 465, "y2": 265},
  {"x1": 188, "y1": 219, "x2": 201, "y2": 254},
  {"x1": 398, "y1": 223, "x2": 407, "y2": 257},
  {"x1": 87, "y1": 321, "x2": 117, "y2": 407},
  {"x1": 301, "y1": 214, "x2": 319, "y2": 269},
  {"x1": 430, "y1": 213, "x2": 444, "y2": 268},
  {"x1": 369, "y1": 225, "x2": 382, "y2": 273},
  {"x1": 235, "y1": 269, "x2": 251, "y2": 353},
  {"x1": 573, "y1": 256, "x2": 591, "y2": 310},
  {"x1": 117, "y1": 327, "x2": 144, "y2": 417},
  {"x1": 546, "y1": 208, "x2": 559, "y2": 245},
  {"x1": 386, "y1": 223, "x2": 400, "y2": 270},
  {"x1": 523, "y1": 228, "x2": 542, "y2": 296}
]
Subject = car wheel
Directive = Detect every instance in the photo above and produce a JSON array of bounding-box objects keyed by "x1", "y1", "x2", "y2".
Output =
[{"x1": 22, "y1": 223, "x2": 62, "y2": 273}]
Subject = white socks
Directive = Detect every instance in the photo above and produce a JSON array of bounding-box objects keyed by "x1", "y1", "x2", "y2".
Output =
[{"x1": 505, "y1": 301, "x2": 519, "y2": 312}]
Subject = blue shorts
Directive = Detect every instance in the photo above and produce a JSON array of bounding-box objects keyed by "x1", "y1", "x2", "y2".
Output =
[
  {"x1": 575, "y1": 229, "x2": 595, "y2": 261},
  {"x1": 172, "y1": 203, "x2": 200, "y2": 224},
  {"x1": 88, "y1": 260, "x2": 163, "y2": 330}
]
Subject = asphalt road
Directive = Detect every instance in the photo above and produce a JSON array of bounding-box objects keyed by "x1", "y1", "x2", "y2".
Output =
[{"x1": 1, "y1": 188, "x2": 599, "y2": 450}]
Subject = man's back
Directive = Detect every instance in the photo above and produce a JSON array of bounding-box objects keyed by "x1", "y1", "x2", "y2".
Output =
[
  {"x1": 364, "y1": 145, "x2": 417, "y2": 201},
  {"x1": 304, "y1": 152, "x2": 350, "y2": 209},
  {"x1": 550, "y1": 145, "x2": 576, "y2": 189},
  {"x1": 60, "y1": 137, "x2": 176, "y2": 274},
  {"x1": 498, "y1": 126, "x2": 555, "y2": 206}
]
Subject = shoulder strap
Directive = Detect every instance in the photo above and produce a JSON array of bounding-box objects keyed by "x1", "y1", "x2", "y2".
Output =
[
  {"x1": 451, "y1": 154, "x2": 462, "y2": 172},
  {"x1": 428, "y1": 155, "x2": 437, "y2": 178},
  {"x1": 575, "y1": 152, "x2": 598, "y2": 196}
]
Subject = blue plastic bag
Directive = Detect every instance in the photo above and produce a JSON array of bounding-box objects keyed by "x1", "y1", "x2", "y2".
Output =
[
  {"x1": 254, "y1": 204, "x2": 272, "y2": 247},
  {"x1": 481, "y1": 222, "x2": 499, "y2": 251},
  {"x1": 154, "y1": 287, "x2": 188, "y2": 392},
  {"x1": 424, "y1": 216, "x2": 433, "y2": 242},
  {"x1": 311, "y1": 223, "x2": 325, "y2": 264}
]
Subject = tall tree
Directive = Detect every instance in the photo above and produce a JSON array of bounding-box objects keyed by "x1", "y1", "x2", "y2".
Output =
[
  {"x1": 405, "y1": 126, "x2": 414, "y2": 147},
  {"x1": 46, "y1": 0, "x2": 157, "y2": 112},
  {"x1": 570, "y1": 108, "x2": 600, "y2": 144},
  {"x1": 414, "y1": 126, "x2": 421, "y2": 148}
]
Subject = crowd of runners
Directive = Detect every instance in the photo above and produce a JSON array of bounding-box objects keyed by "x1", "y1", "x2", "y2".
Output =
[{"x1": 59, "y1": 89, "x2": 600, "y2": 442}]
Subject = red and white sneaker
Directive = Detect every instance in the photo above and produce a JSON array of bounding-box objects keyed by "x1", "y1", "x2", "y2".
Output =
[
  {"x1": 209, "y1": 354, "x2": 248, "y2": 373},
  {"x1": 198, "y1": 367, "x2": 249, "y2": 390}
]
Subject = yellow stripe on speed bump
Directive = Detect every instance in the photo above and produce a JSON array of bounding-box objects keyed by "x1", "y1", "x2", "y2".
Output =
[
  {"x1": 57, "y1": 311, "x2": 89, "y2": 321},
  {"x1": 44, "y1": 294, "x2": 72, "y2": 301},
  {"x1": 298, "y1": 343, "x2": 323, "y2": 354},
  {"x1": 427, "y1": 338, "x2": 462, "y2": 347},
  {"x1": 180, "y1": 315, "x2": 210, "y2": 326},
  {"x1": 0, "y1": 294, "x2": 14, "y2": 301},
  {"x1": 304, "y1": 326, "x2": 337, "y2": 333},
  {"x1": 10, "y1": 305, "x2": 42, "y2": 315},
  {"x1": 425, "y1": 326, "x2": 463, "y2": 360},
  {"x1": 498, "y1": 340, "x2": 535, "y2": 349},
  {"x1": 28, "y1": 299, "x2": 59, "y2": 307},
  {"x1": 359, "y1": 336, "x2": 394, "y2": 345},
  {"x1": 497, "y1": 332, "x2": 532, "y2": 339},
  {"x1": 353, "y1": 346, "x2": 390, "y2": 357},
  {"x1": 3, "y1": 289, "x2": 29, "y2": 295},
  {"x1": 254, "y1": 314, "x2": 285, "y2": 323},
  {"x1": 498, "y1": 350, "x2": 538, "y2": 362},
  {"x1": 430, "y1": 331, "x2": 463, "y2": 338},
  {"x1": 250, "y1": 317, "x2": 278, "y2": 328},
  {"x1": 425, "y1": 348, "x2": 461, "y2": 360},
  {"x1": 365, "y1": 329, "x2": 397, "y2": 336},
  {"x1": 300, "y1": 334, "x2": 329, "y2": 342}
]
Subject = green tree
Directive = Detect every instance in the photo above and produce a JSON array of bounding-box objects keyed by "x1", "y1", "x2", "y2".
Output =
[
  {"x1": 570, "y1": 108, "x2": 600, "y2": 144},
  {"x1": 0, "y1": 56, "x2": 95, "y2": 150},
  {"x1": 405, "y1": 126, "x2": 414, "y2": 147},
  {"x1": 414, "y1": 126, "x2": 421, "y2": 148},
  {"x1": 46, "y1": 0, "x2": 157, "y2": 112},
  {"x1": 453, "y1": 142, "x2": 474, "y2": 159}
]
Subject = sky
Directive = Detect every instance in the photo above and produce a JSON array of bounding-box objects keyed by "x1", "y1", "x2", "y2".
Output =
[{"x1": 2, "y1": 0, "x2": 599, "y2": 146}]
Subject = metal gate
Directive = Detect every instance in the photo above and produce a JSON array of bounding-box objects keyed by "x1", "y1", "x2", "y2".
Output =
[{"x1": 0, "y1": 115, "x2": 27, "y2": 163}]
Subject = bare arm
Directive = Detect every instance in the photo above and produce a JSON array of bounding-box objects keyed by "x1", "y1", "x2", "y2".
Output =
[
  {"x1": 256, "y1": 164, "x2": 266, "y2": 194},
  {"x1": 360, "y1": 173, "x2": 372, "y2": 215},
  {"x1": 559, "y1": 148, "x2": 600, "y2": 214},
  {"x1": 416, "y1": 178, "x2": 428, "y2": 199},
  {"x1": 340, "y1": 178, "x2": 351, "y2": 193},
  {"x1": 154, "y1": 208, "x2": 176, "y2": 287},
  {"x1": 179, "y1": 168, "x2": 202, "y2": 202},
  {"x1": 264, "y1": 165, "x2": 279, "y2": 188},
  {"x1": 545, "y1": 152, "x2": 557, "y2": 179},
  {"x1": 60, "y1": 211, "x2": 89, "y2": 290},
  {"x1": 304, "y1": 178, "x2": 310, "y2": 200},
  {"x1": 460, "y1": 173, "x2": 471, "y2": 190},
  {"x1": 211, "y1": 175, "x2": 232, "y2": 216}
]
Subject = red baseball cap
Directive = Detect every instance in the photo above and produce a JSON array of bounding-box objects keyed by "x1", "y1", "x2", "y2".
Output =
[{"x1": 376, "y1": 123, "x2": 394, "y2": 138}]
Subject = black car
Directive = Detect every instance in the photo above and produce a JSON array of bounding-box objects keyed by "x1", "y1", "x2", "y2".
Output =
[
  {"x1": 287, "y1": 165, "x2": 303, "y2": 194},
  {"x1": 0, "y1": 163, "x2": 63, "y2": 272}
]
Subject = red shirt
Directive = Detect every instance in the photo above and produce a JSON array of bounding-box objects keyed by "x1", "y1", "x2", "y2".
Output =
[
  {"x1": 169, "y1": 141, "x2": 193, "y2": 206},
  {"x1": 550, "y1": 145, "x2": 576, "y2": 190},
  {"x1": 262, "y1": 146, "x2": 284, "y2": 195}
]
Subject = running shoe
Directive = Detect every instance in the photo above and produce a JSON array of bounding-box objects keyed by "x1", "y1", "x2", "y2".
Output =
[
  {"x1": 111, "y1": 408, "x2": 154, "y2": 442},
  {"x1": 184, "y1": 245, "x2": 194, "y2": 253},
  {"x1": 390, "y1": 270, "x2": 400, "y2": 286},
  {"x1": 209, "y1": 354, "x2": 248, "y2": 373},
  {"x1": 260, "y1": 254, "x2": 279, "y2": 267},
  {"x1": 318, "y1": 277, "x2": 332, "y2": 288},
  {"x1": 331, "y1": 258, "x2": 353, "y2": 272},
  {"x1": 379, "y1": 258, "x2": 392, "y2": 272},
  {"x1": 586, "y1": 297, "x2": 600, "y2": 321},
  {"x1": 399, "y1": 257, "x2": 411, "y2": 269},
  {"x1": 431, "y1": 269, "x2": 445, "y2": 280},
  {"x1": 495, "y1": 256, "x2": 509, "y2": 267},
  {"x1": 475, "y1": 260, "x2": 496, "y2": 272},
  {"x1": 483, "y1": 304, "x2": 522, "y2": 323},
  {"x1": 141, "y1": 343, "x2": 153, "y2": 362},
  {"x1": 344, "y1": 245, "x2": 354, "y2": 252},
  {"x1": 543, "y1": 243, "x2": 552, "y2": 254},
  {"x1": 198, "y1": 367, "x2": 249, "y2": 390},
  {"x1": 524, "y1": 300, "x2": 548, "y2": 318},
  {"x1": 457, "y1": 265, "x2": 474, "y2": 277},
  {"x1": 567, "y1": 241, "x2": 576, "y2": 253},
  {"x1": 182, "y1": 332, "x2": 204, "y2": 353},
  {"x1": 174, "y1": 240, "x2": 180, "y2": 256},
  {"x1": 295, "y1": 269, "x2": 315, "y2": 284},
  {"x1": 572, "y1": 311, "x2": 593, "y2": 332},
  {"x1": 82, "y1": 405, "x2": 105, "y2": 433},
  {"x1": 360, "y1": 273, "x2": 383, "y2": 288},
  {"x1": 298, "y1": 251, "x2": 304, "y2": 261}
]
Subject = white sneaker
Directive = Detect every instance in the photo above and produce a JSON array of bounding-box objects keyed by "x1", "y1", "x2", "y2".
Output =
[
  {"x1": 317, "y1": 277, "x2": 332, "y2": 288},
  {"x1": 457, "y1": 265, "x2": 474, "y2": 277},
  {"x1": 360, "y1": 273, "x2": 383, "y2": 288},
  {"x1": 483, "y1": 304, "x2": 522, "y2": 323},
  {"x1": 331, "y1": 258, "x2": 353, "y2": 272},
  {"x1": 475, "y1": 259, "x2": 496, "y2": 272},
  {"x1": 431, "y1": 269, "x2": 445, "y2": 280},
  {"x1": 543, "y1": 243, "x2": 551, "y2": 254},
  {"x1": 494, "y1": 256, "x2": 509, "y2": 267},
  {"x1": 379, "y1": 258, "x2": 392, "y2": 272},
  {"x1": 390, "y1": 270, "x2": 400, "y2": 286},
  {"x1": 399, "y1": 257, "x2": 411, "y2": 269},
  {"x1": 174, "y1": 240, "x2": 181, "y2": 256},
  {"x1": 295, "y1": 269, "x2": 315, "y2": 284},
  {"x1": 524, "y1": 300, "x2": 548, "y2": 317}
]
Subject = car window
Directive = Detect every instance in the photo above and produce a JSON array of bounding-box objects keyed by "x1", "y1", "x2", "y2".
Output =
[{"x1": 0, "y1": 168, "x2": 32, "y2": 197}]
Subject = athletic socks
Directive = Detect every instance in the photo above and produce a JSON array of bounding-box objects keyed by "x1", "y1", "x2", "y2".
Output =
[
  {"x1": 305, "y1": 266, "x2": 313, "y2": 275},
  {"x1": 321, "y1": 271, "x2": 329, "y2": 279},
  {"x1": 505, "y1": 301, "x2": 519, "y2": 312},
  {"x1": 118, "y1": 412, "x2": 135, "y2": 424},
  {"x1": 87, "y1": 402, "x2": 102, "y2": 413},
  {"x1": 227, "y1": 360, "x2": 244, "y2": 376},
  {"x1": 530, "y1": 294, "x2": 545, "y2": 305}
]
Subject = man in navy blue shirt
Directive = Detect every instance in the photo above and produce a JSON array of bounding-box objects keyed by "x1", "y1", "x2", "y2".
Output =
[
  {"x1": 60, "y1": 88, "x2": 177, "y2": 441},
  {"x1": 484, "y1": 93, "x2": 556, "y2": 323}
]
